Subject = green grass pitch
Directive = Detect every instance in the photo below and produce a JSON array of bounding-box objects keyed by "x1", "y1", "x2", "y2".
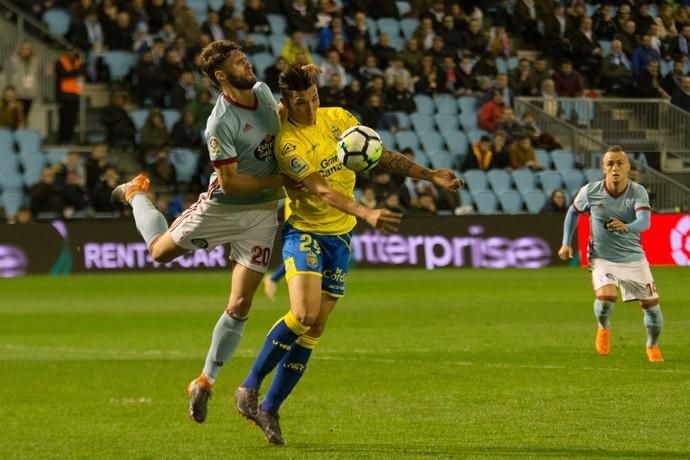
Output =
[{"x1": 1, "y1": 267, "x2": 689, "y2": 459}]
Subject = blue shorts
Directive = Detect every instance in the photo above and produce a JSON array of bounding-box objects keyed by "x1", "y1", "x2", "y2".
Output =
[{"x1": 282, "y1": 224, "x2": 352, "y2": 298}]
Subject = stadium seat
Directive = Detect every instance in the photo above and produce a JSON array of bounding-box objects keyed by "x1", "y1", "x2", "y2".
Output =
[
  {"x1": 472, "y1": 190, "x2": 498, "y2": 214},
  {"x1": 161, "y1": 109, "x2": 182, "y2": 133},
  {"x1": 507, "y1": 57, "x2": 519, "y2": 70},
  {"x1": 459, "y1": 189, "x2": 473, "y2": 207},
  {"x1": 538, "y1": 171, "x2": 563, "y2": 195},
  {"x1": 0, "y1": 191, "x2": 24, "y2": 216},
  {"x1": 0, "y1": 154, "x2": 20, "y2": 176},
  {"x1": 389, "y1": 36, "x2": 405, "y2": 51},
  {"x1": 45, "y1": 149, "x2": 68, "y2": 165},
  {"x1": 562, "y1": 169, "x2": 585, "y2": 195},
  {"x1": 465, "y1": 129, "x2": 487, "y2": 144},
  {"x1": 600, "y1": 40, "x2": 612, "y2": 56},
  {"x1": 419, "y1": 131, "x2": 444, "y2": 154},
  {"x1": 248, "y1": 33, "x2": 270, "y2": 49},
  {"x1": 551, "y1": 150, "x2": 576, "y2": 172},
  {"x1": 367, "y1": 18, "x2": 379, "y2": 42},
  {"x1": 584, "y1": 168, "x2": 604, "y2": 183},
  {"x1": 458, "y1": 96, "x2": 478, "y2": 114},
  {"x1": 19, "y1": 152, "x2": 46, "y2": 181},
  {"x1": 496, "y1": 57, "x2": 508, "y2": 74},
  {"x1": 0, "y1": 128, "x2": 14, "y2": 153},
  {"x1": 574, "y1": 102, "x2": 594, "y2": 126},
  {"x1": 188, "y1": 0, "x2": 209, "y2": 23},
  {"x1": 413, "y1": 150, "x2": 430, "y2": 167},
  {"x1": 459, "y1": 114, "x2": 478, "y2": 132},
  {"x1": 392, "y1": 111, "x2": 411, "y2": 130},
  {"x1": 463, "y1": 169, "x2": 488, "y2": 194},
  {"x1": 434, "y1": 114, "x2": 458, "y2": 133},
  {"x1": 14, "y1": 129, "x2": 42, "y2": 154},
  {"x1": 378, "y1": 130, "x2": 396, "y2": 150},
  {"x1": 0, "y1": 174, "x2": 23, "y2": 191},
  {"x1": 434, "y1": 95, "x2": 457, "y2": 115},
  {"x1": 377, "y1": 18, "x2": 401, "y2": 38},
  {"x1": 443, "y1": 130, "x2": 469, "y2": 156},
  {"x1": 42, "y1": 8, "x2": 71, "y2": 36},
  {"x1": 170, "y1": 148, "x2": 200, "y2": 183},
  {"x1": 535, "y1": 149, "x2": 551, "y2": 169},
  {"x1": 523, "y1": 190, "x2": 547, "y2": 214},
  {"x1": 102, "y1": 51, "x2": 138, "y2": 81},
  {"x1": 429, "y1": 151, "x2": 452, "y2": 169},
  {"x1": 511, "y1": 169, "x2": 536, "y2": 194},
  {"x1": 498, "y1": 190, "x2": 523, "y2": 214},
  {"x1": 130, "y1": 109, "x2": 148, "y2": 132},
  {"x1": 267, "y1": 14, "x2": 287, "y2": 35},
  {"x1": 269, "y1": 35, "x2": 287, "y2": 56},
  {"x1": 251, "y1": 52, "x2": 274, "y2": 81},
  {"x1": 413, "y1": 95, "x2": 434, "y2": 115},
  {"x1": 394, "y1": 131, "x2": 419, "y2": 150},
  {"x1": 400, "y1": 18, "x2": 419, "y2": 40},
  {"x1": 208, "y1": 0, "x2": 224, "y2": 10},
  {"x1": 487, "y1": 169, "x2": 512, "y2": 193},
  {"x1": 396, "y1": 1, "x2": 411, "y2": 16},
  {"x1": 410, "y1": 113, "x2": 435, "y2": 135}
]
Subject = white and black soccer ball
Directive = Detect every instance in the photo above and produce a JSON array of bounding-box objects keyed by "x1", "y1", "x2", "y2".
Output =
[{"x1": 336, "y1": 125, "x2": 384, "y2": 173}]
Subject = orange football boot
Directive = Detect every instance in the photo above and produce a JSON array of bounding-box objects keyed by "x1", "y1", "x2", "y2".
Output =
[
  {"x1": 110, "y1": 174, "x2": 150, "y2": 204},
  {"x1": 595, "y1": 327, "x2": 610, "y2": 356},
  {"x1": 646, "y1": 346, "x2": 664, "y2": 362}
]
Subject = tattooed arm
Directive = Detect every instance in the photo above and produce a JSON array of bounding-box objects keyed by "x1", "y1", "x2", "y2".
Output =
[{"x1": 376, "y1": 150, "x2": 462, "y2": 191}]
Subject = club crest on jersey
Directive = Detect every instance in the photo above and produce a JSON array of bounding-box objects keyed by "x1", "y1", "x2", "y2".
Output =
[
  {"x1": 289, "y1": 155, "x2": 308, "y2": 175},
  {"x1": 331, "y1": 126, "x2": 342, "y2": 141},
  {"x1": 306, "y1": 251, "x2": 318, "y2": 268},
  {"x1": 281, "y1": 143, "x2": 296, "y2": 156},
  {"x1": 254, "y1": 135, "x2": 275, "y2": 161},
  {"x1": 243, "y1": 122, "x2": 253, "y2": 132},
  {"x1": 208, "y1": 136, "x2": 221, "y2": 159},
  {"x1": 191, "y1": 238, "x2": 209, "y2": 249}
]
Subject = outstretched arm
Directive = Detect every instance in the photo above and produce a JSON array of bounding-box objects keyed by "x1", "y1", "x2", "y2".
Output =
[
  {"x1": 606, "y1": 209, "x2": 651, "y2": 233},
  {"x1": 214, "y1": 162, "x2": 284, "y2": 195},
  {"x1": 558, "y1": 205, "x2": 580, "y2": 260},
  {"x1": 376, "y1": 150, "x2": 462, "y2": 192}
]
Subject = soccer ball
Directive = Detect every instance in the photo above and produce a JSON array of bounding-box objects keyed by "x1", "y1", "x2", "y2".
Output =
[{"x1": 336, "y1": 125, "x2": 384, "y2": 173}]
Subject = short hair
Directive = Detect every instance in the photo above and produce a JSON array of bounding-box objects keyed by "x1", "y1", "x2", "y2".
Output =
[
  {"x1": 199, "y1": 40, "x2": 242, "y2": 86},
  {"x1": 278, "y1": 65, "x2": 317, "y2": 99},
  {"x1": 606, "y1": 145, "x2": 625, "y2": 154}
]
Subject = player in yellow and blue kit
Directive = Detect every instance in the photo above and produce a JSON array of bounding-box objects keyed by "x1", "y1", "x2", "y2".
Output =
[{"x1": 235, "y1": 65, "x2": 462, "y2": 445}]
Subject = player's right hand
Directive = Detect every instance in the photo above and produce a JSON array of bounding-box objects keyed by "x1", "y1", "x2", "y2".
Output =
[
  {"x1": 281, "y1": 174, "x2": 306, "y2": 191},
  {"x1": 366, "y1": 209, "x2": 402, "y2": 235},
  {"x1": 558, "y1": 245, "x2": 573, "y2": 260}
]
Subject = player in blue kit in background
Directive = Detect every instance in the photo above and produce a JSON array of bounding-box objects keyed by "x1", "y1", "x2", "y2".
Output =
[{"x1": 559, "y1": 146, "x2": 664, "y2": 363}]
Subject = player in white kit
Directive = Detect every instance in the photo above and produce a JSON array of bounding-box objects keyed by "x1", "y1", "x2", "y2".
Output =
[
  {"x1": 111, "y1": 40, "x2": 298, "y2": 422},
  {"x1": 558, "y1": 146, "x2": 664, "y2": 362}
]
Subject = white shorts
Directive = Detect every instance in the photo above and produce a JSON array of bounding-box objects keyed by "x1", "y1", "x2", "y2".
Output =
[
  {"x1": 169, "y1": 199, "x2": 278, "y2": 274},
  {"x1": 591, "y1": 258, "x2": 659, "y2": 302}
]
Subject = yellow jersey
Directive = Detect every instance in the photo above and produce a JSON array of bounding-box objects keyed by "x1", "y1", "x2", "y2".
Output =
[{"x1": 275, "y1": 107, "x2": 359, "y2": 235}]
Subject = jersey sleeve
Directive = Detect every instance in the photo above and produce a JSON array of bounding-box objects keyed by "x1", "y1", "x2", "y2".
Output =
[
  {"x1": 572, "y1": 185, "x2": 589, "y2": 213},
  {"x1": 205, "y1": 116, "x2": 237, "y2": 167},
  {"x1": 275, "y1": 135, "x2": 318, "y2": 181},
  {"x1": 633, "y1": 184, "x2": 651, "y2": 211}
]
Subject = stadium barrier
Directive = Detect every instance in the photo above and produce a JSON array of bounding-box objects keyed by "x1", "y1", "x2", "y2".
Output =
[{"x1": 2, "y1": 214, "x2": 688, "y2": 277}]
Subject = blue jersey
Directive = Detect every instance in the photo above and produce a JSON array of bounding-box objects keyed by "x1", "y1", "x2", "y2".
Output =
[
  {"x1": 204, "y1": 81, "x2": 283, "y2": 205},
  {"x1": 572, "y1": 180, "x2": 651, "y2": 263}
]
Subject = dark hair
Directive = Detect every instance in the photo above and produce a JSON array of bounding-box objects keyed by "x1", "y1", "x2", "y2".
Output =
[
  {"x1": 278, "y1": 65, "x2": 317, "y2": 98},
  {"x1": 199, "y1": 40, "x2": 242, "y2": 86},
  {"x1": 606, "y1": 145, "x2": 625, "y2": 154}
]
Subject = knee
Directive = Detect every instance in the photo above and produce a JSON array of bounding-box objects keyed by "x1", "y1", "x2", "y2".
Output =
[
  {"x1": 227, "y1": 297, "x2": 252, "y2": 317},
  {"x1": 292, "y1": 310, "x2": 319, "y2": 328},
  {"x1": 149, "y1": 244, "x2": 175, "y2": 264}
]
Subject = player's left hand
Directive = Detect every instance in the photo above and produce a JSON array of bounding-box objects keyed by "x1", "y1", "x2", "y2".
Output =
[
  {"x1": 301, "y1": 64, "x2": 322, "y2": 74},
  {"x1": 431, "y1": 169, "x2": 463, "y2": 191},
  {"x1": 606, "y1": 217, "x2": 629, "y2": 233}
]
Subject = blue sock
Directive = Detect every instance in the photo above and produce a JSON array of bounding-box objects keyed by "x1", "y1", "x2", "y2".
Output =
[
  {"x1": 131, "y1": 194, "x2": 168, "y2": 247},
  {"x1": 643, "y1": 305, "x2": 664, "y2": 347},
  {"x1": 261, "y1": 337, "x2": 315, "y2": 415},
  {"x1": 269, "y1": 263, "x2": 286, "y2": 283},
  {"x1": 594, "y1": 298, "x2": 615, "y2": 328},
  {"x1": 242, "y1": 311, "x2": 309, "y2": 390}
]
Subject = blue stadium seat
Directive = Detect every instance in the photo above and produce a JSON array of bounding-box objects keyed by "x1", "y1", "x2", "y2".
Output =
[
  {"x1": 459, "y1": 114, "x2": 478, "y2": 132},
  {"x1": 170, "y1": 148, "x2": 200, "y2": 183},
  {"x1": 498, "y1": 190, "x2": 523, "y2": 214},
  {"x1": 188, "y1": 0, "x2": 209, "y2": 23},
  {"x1": 472, "y1": 190, "x2": 498, "y2": 214},
  {"x1": 429, "y1": 151, "x2": 452, "y2": 169},
  {"x1": 551, "y1": 150, "x2": 576, "y2": 171},
  {"x1": 46, "y1": 149, "x2": 68, "y2": 165},
  {"x1": 660, "y1": 60, "x2": 672, "y2": 77},
  {"x1": 466, "y1": 129, "x2": 487, "y2": 144},
  {"x1": 14, "y1": 129, "x2": 42, "y2": 154},
  {"x1": 538, "y1": 171, "x2": 563, "y2": 195},
  {"x1": 434, "y1": 95, "x2": 457, "y2": 114},
  {"x1": 1, "y1": 191, "x2": 24, "y2": 216},
  {"x1": 574, "y1": 101, "x2": 594, "y2": 126},
  {"x1": 413, "y1": 150, "x2": 430, "y2": 167},
  {"x1": 389, "y1": 36, "x2": 405, "y2": 50},
  {"x1": 248, "y1": 33, "x2": 270, "y2": 49},
  {"x1": 410, "y1": 113, "x2": 435, "y2": 134},
  {"x1": 161, "y1": 109, "x2": 182, "y2": 133},
  {"x1": 42, "y1": 8, "x2": 71, "y2": 36},
  {"x1": 511, "y1": 169, "x2": 536, "y2": 194},
  {"x1": 267, "y1": 14, "x2": 287, "y2": 35},
  {"x1": 269, "y1": 35, "x2": 287, "y2": 56},
  {"x1": 443, "y1": 130, "x2": 469, "y2": 156},
  {"x1": 496, "y1": 57, "x2": 508, "y2": 74},
  {"x1": 0, "y1": 128, "x2": 15, "y2": 153},
  {"x1": 393, "y1": 111, "x2": 411, "y2": 130},
  {"x1": 0, "y1": 154, "x2": 20, "y2": 176},
  {"x1": 130, "y1": 109, "x2": 148, "y2": 131},
  {"x1": 251, "y1": 52, "x2": 274, "y2": 81},
  {"x1": 377, "y1": 18, "x2": 401, "y2": 38},
  {"x1": 394, "y1": 131, "x2": 419, "y2": 150},
  {"x1": 487, "y1": 169, "x2": 512, "y2": 193},
  {"x1": 523, "y1": 190, "x2": 547, "y2": 214},
  {"x1": 459, "y1": 189, "x2": 473, "y2": 207},
  {"x1": 396, "y1": 1, "x2": 411, "y2": 16},
  {"x1": 102, "y1": 51, "x2": 138, "y2": 81},
  {"x1": 507, "y1": 57, "x2": 519, "y2": 70},
  {"x1": 419, "y1": 131, "x2": 444, "y2": 154},
  {"x1": 600, "y1": 40, "x2": 612, "y2": 56},
  {"x1": 434, "y1": 114, "x2": 458, "y2": 133},
  {"x1": 400, "y1": 18, "x2": 419, "y2": 40},
  {"x1": 208, "y1": 0, "x2": 224, "y2": 10},
  {"x1": 378, "y1": 130, "x2": 396, "y2": 150},
  {"x1": 535, "y1": 149, "x2": 551, "y2": 169},
  {"x1": 413, "y1": 95, "x2": 434, "y2": 115},
  {"x1": 458, "y1": 96, "x2": 478, "y2": 114},
  {"x1": 367, "y1": 18, "x2": 379, "y2": 42},
  {"x1": 463, "y1": 169, "x2": 488, "y2": 194},
  {"x1": 584, "y1": 168, "x2": 604, "y2": 183},
  {"x1": 562, "y1": 169, "x2": 585, "y2": 195},
  {"x1": 0, "y1": 174, "x2": 23, "y2": 191},
  {"x1": 19, "y1": 152, "x2": 46, "y2": 182}
]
